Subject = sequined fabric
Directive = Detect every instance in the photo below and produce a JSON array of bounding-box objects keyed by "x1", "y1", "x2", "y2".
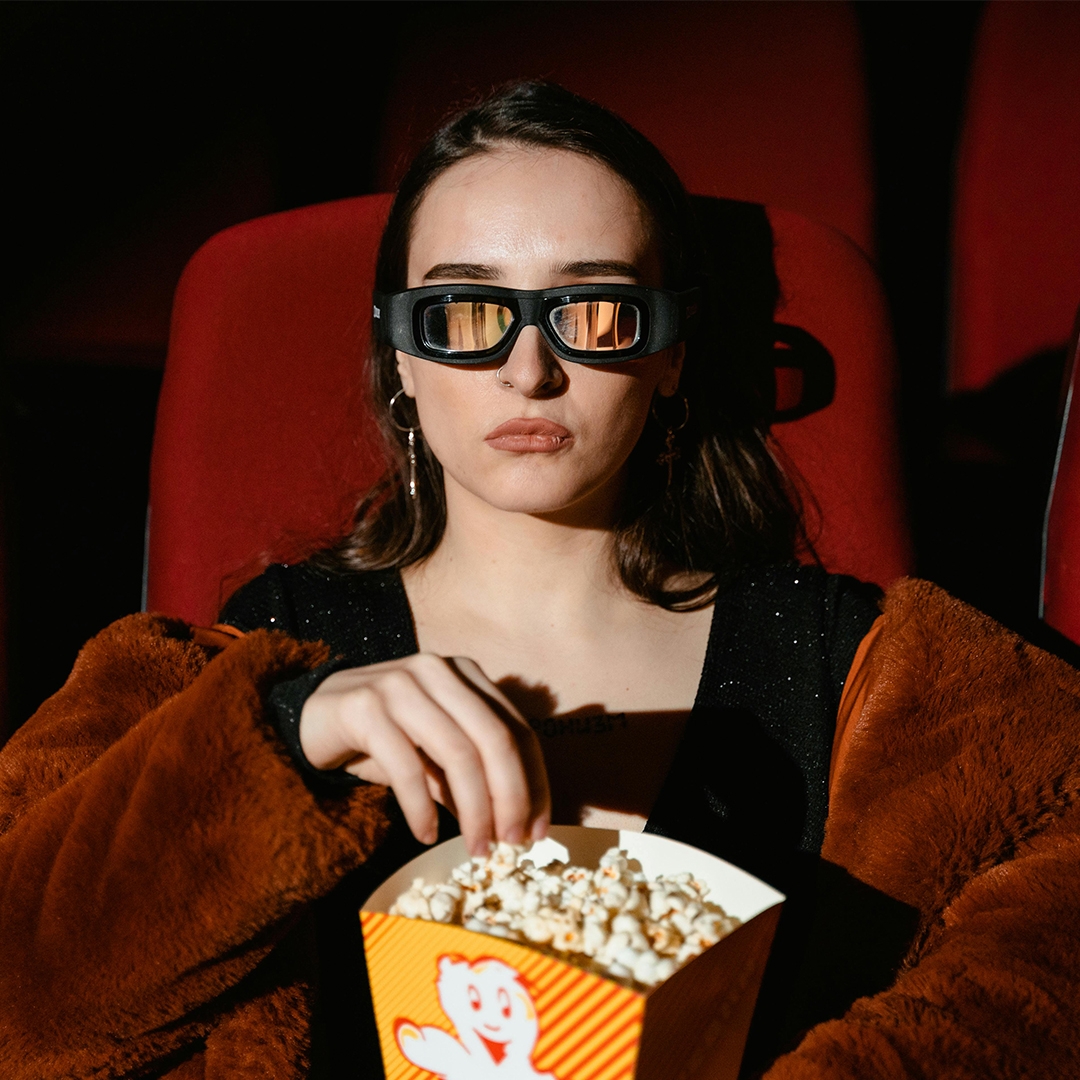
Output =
[{"x1": 219, "y1": 559, "x2": 882, "y2": 1075}]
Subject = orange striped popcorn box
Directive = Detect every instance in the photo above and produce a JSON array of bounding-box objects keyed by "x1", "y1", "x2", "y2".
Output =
[{"x1": 361, "y1": 826, "x2": 784, "y2": 1080}]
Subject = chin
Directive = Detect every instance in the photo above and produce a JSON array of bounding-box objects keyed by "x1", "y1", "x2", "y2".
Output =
[
  {"x1": 447, "y1": 464, "x2": 604, "y2": 516},
  {"x1": 442, "y1": 448, "x2": 629, "y2": 520},
  {"x1": 478, "y1": 485, "x2": 588, "y2": 516}
]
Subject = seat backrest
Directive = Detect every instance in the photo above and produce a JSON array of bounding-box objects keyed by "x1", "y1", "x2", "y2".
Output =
[
  {"x1": 147, "y1": 195, "x2": 910, "y2": 627},
  {"x1": 1041, "y1": 321, "x2": 1080, "y2": 644},
  {"x1": 377, "y1": 1, "x2": 875, "y2": 255},
  {"x1": 950, "y1": 2, "x2": 1080, "y2": 391},
  {"x1": 147, "y1": 195, "x2": 394, "y2": 625},
  {"x1": 767, "y1": 208, "x2": 909, "y2": 587}
]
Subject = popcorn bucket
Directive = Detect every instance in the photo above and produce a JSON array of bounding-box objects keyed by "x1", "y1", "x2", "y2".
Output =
[{"x1": 361, "y1": 826, "x2": 784, "y2": 1080}]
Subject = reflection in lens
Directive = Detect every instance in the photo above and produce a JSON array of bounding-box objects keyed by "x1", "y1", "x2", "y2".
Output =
[
  {"x1": 422, "y1": 302, "x2": 513, "y2": 352},
  {"x1": 549, "y1": 301, "x2": 640, "y2": 352}
]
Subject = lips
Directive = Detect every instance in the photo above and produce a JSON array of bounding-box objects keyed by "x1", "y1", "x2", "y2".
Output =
[{"x1": 484, "y1": 417, "x2": 572, "y2": 453}]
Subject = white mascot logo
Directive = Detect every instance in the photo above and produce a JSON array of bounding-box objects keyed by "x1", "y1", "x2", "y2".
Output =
[{"x1": 396, "y1": 955, "x2": 556, "y2": 1079}]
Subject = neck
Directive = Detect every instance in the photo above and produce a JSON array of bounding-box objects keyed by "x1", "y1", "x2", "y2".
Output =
[{"x1": 405, "y1": 473, "x2": 629, "y2": 627}]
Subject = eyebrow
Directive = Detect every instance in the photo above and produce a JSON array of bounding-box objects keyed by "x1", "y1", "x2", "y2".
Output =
[
  {"x1": 423, "y1": 259, "x2": 643, "y2": 283},
  {"x1": 422, "y1": 262, "x2": 500, "y2": 281},
  {"x1": 554, "y1": 260, "x2": 643, "y2": 280}
]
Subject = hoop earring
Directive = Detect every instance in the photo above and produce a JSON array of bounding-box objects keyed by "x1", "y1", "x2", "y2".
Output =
[
  {"x1": 389, "y1": 388, "x2": 419, "y2": 499},
  {"x1": 652, "y1": 393, "x2": 690, "y2": 487}
]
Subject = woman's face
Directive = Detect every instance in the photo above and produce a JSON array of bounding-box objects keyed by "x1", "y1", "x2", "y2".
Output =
[{"x1": 396, "y1": 147, "x2": 683, "y2": 523}]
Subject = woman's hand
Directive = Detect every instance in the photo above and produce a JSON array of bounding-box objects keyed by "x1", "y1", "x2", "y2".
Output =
[{"x1": 298, "y1": 654, "x2": 550, "y2": 855}]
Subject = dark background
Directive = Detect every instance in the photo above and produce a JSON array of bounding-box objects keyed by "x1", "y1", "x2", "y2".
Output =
[{"x1": 4, "y1": 1, "x2": 1059, "y2": 730}]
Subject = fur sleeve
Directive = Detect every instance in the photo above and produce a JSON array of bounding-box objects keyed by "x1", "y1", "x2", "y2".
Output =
[
  {"x1": 764, "y1": 579, "x2": 1080, "y2": 1078},
  {"x1": 0, "y1": 614, "x2": 395, "y2": 1080}
]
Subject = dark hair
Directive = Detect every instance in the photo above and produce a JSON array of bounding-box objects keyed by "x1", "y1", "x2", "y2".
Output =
[{"x1": 319, "y1": 81, "x2": 805, "y2": 608}]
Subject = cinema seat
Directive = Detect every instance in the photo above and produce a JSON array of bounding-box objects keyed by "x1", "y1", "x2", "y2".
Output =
[
  {"x1": 377, "y1": 2, "x2": 876, "y2": 255},
  {"x1": 950, "y1": 2, "x2": 1080, "y2": 392},
  {"x1": 146, "y1": 196, "x2": 910, "y2": 627},
  {"x1": 1041, "y1": 320, "x2": 1080, "y2": 645}
]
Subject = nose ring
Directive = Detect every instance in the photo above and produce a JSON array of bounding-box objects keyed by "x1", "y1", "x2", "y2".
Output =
[{"x1": 496, "y1": 365, "x2": 513, "y2": 387}]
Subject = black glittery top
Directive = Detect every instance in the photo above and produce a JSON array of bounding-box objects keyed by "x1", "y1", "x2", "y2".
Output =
[{"x1": 220, "y1": 560, "x2": 884, "y2": 1077}]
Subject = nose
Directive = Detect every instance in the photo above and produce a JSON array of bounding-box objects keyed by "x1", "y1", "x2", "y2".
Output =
[{"x1": 496, "y1": 326, "x2": 565, "y2": 397}]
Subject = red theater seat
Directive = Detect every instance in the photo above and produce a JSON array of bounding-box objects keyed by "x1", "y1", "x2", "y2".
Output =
[
  {"x1": 767, "y1": 208, "x2": 910, "y2": 588},
  {"x1": 950, "y1": 2, "x2": 1080, "y2": 391},
  {"x1": 146, "y1": 196, "x2": 910, "y2": 627},
  {"x1": 1041, "y1": 320, "x2": 1080, "y2": 645},
  {"x1": 147, "y1": 196, "x2": 394, "y2": 625},
  {"x1": 377, "y1": 2, "x2": 875, "y2": 255}
]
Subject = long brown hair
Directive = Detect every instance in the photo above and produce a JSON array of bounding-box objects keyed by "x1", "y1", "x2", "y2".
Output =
[{"x1": 317, "y1": 81, "x2": 805, "y2": 608}]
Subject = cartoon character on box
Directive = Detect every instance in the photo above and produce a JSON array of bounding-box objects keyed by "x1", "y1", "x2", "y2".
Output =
[{"x1": 396, "y1": 955, "x2": 556, "y2": 1080}]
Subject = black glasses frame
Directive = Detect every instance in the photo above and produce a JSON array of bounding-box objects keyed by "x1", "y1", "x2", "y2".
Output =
[{"x1": 373, "y1": 284, "x2": 700, "y2": 365}]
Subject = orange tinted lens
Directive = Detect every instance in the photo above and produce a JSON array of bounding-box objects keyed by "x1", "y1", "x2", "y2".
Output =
[
  {"x1": 422, "y1": 301, "x2": 514, "y2": 352},
  {"x1": 549, "y1": 301, "x2": 641, "y2": 352}
]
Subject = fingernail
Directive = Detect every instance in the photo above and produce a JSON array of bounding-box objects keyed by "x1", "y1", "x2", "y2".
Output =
[
  {"x1": 504, "y1": 824, "x2": 523, "y2": 844},
  {"x1": 531, "y1": 816, "x2": 549, "y2": 841}
]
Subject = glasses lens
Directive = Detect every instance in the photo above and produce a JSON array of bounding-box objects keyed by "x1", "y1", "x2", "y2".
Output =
[
  {"x1": 549, "y1": 300, "x2": 641, "y2": 353},
  {"x1": 421, "y1": 301, "x2": 514, "y2": 353}
]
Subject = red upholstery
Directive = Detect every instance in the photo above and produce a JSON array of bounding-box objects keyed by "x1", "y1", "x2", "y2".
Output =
[
  {"x1": 146, "y1": 196, "x2": 911, "y2": 627},
  {"x1": 377, "y1": 2, "x2": 875, "y2": 255},
  {"x1": 767, "y1": 208, "x2": 910, "y2": 587},
  {"x1": 147, "y1": 196, "x2": 394, "y2": 625},
  {"x1": 950, "y1": 2, "x2": 1080, "y2": 391},
  {"x1": 1041, "y1": 324, "x2": 1080, "y2": 644}
]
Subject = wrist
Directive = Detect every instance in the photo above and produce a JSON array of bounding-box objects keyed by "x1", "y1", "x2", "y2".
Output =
[{"x1": 267, "y1": 657, "x2": 363, "y2": 794}]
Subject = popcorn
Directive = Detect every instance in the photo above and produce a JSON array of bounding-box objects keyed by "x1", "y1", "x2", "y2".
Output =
[
  {"x1": 428, "y1": 886, "x2": 460, "y2": 924},
  {"x1": 390, "y1": 841, "x2": 740, "y2": 989}
]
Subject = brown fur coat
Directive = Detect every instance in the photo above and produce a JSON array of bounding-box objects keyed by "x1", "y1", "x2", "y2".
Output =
[{"x1": 1, "y1": 580, "x2": 1077, "y2": 1078}]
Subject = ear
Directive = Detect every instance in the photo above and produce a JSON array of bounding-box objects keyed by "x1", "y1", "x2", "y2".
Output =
[
  {"x1": 656, "y1": 343, "x2": 684, "y2": 398},
  {"x1": 396, "y1": 350, "x2": 417, "y2": 397}
]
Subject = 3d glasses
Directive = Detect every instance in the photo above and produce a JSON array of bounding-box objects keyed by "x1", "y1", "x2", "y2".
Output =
[{"x1": 373, "y1": 284, "x2": 700, "y2": 365}]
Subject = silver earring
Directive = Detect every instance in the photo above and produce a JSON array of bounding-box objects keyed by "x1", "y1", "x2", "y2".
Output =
[
  {"x1": 389, "y1": 388, "x2": 419, "y2": 499},
  {"x1": 652, "y1": 393, "x2": 690, "y2": 487}
]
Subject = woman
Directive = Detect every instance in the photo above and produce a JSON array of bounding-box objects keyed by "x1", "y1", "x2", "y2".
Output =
[
  {"x1": 222, "y1": 81, "x2": 874, "y2": 858},
  {"x1": 2, "y1": 83, "x2": 1078, "y2": 1080}
]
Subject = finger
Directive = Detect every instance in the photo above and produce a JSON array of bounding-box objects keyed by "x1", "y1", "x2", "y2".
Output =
[
  {"x1": 447, "y1": 658, "x2": 527, "y2": 720},
  {"x1": 409, "y1": 656, "x2": 535, "y2": 845},
  {"x1": 416, "y1": 745, "x2": 461, "y2": 821},
  {"x1": 312, "y1": 663, "x2": 495, "y2": 851},
  {"x1": 348, "y1": 752, "x2": 460, "y2": 821},
  {"x1": 506, "y1": 721, "x2": 551, "y2": 840},
  {"x1": 450, "y1": 658, "x2": 551, "y2": 840},
  {"x1": 346, "y1": 703, "x2": 441, "y2": 846},
  {"x1": 373, "y1": 669, "x2": 496, "y2": 854},
  {"x1": 347, "y1": 756, "x2": 386, "y2": 783}
]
